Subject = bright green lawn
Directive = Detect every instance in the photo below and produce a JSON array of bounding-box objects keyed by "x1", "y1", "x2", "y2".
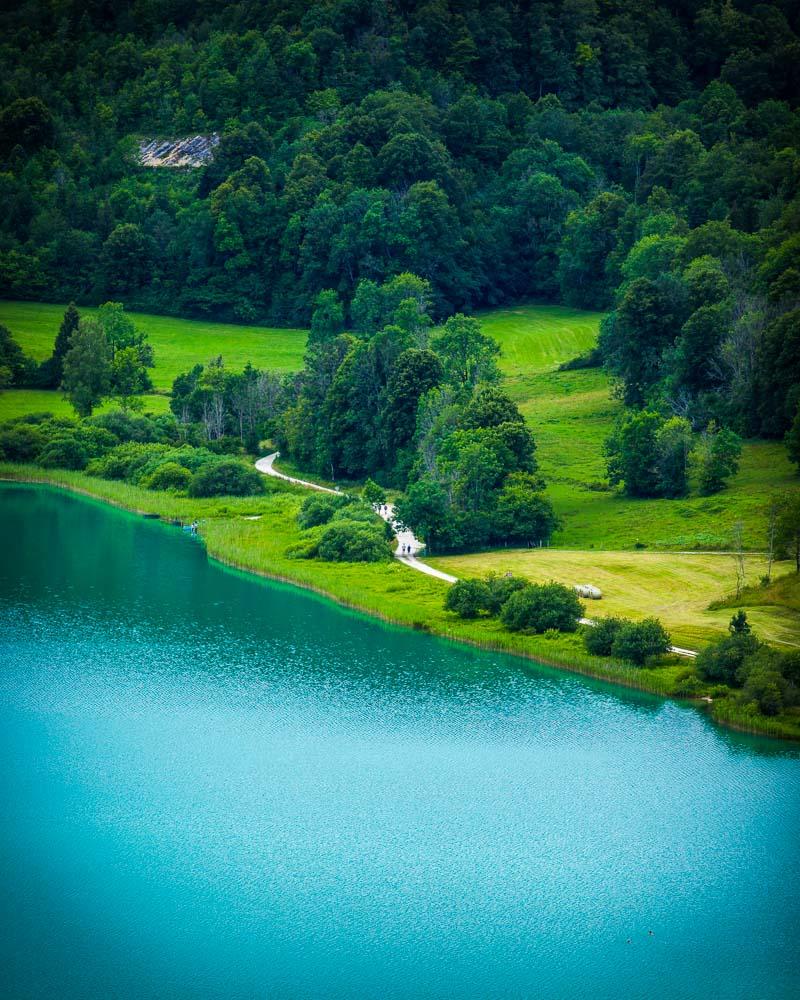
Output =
[
  {"x1": 0, "y1": 388, "x2": 172, "y2": 421},
  {"x1": 477, "y1": 304, "x2": 602, "y2": 376},
  {"x1": 0, "y1": 300, "x2": 308, "y2": 390}
]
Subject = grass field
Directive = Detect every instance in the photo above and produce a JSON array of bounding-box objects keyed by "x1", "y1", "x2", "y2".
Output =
[
  {"x1": 0, "y1": 300, "x2": 308, "y2": 390},
  {"x1": 0, "y1": 388, "x2": 172, "y2": 420},
  {"x1": 478, "y1": 304, "x2": 602, "y2": 376},
  {"x1": 3, "y1": 298, "x2": 796, "y2": 551},
  {"x1": 478, "y1": 305, "x2": 797, "y2": 551},
  {"x1": 428, "y1": 548, "x2": 799, "y2": 650}
]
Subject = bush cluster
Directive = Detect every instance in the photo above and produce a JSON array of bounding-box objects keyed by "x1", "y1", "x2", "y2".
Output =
[
  {"x1": 291, "y1": 492, "x2": 391, "y2": 563},
  {"x1": 445, "y1": 574, "x2": 583, "y2": 634},
  {"x1": 0, "y1": 411, "x2": 264, "y2": 499},
  {"x1": 695, "y1": 618, "x2": 800, "y2": 717},
  {"x1": 583, "y1": 615, "x2": 671, "y2": 665}
]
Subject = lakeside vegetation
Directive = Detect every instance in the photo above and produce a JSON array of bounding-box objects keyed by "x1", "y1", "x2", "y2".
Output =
[{"x1": 3, "y1": 465, "x2": 799, "y2": 742}]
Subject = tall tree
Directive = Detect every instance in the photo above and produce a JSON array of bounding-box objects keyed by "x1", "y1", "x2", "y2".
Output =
[{"x1": 61, "y1": 319, "x2": 112, "y2": 417}]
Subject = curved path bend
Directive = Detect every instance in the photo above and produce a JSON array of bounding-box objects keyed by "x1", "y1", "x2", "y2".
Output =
[
  {"x1": 256, "y1": 453, "x2": 456, "y2": 583},
  {"x1": 256, "y1": 453, "x2": 695, "y2": 657}
]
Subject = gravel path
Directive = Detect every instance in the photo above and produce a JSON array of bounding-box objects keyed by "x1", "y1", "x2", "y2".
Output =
[{"x1": 255, "y1": 453, "x2": 696, "y2": 656}]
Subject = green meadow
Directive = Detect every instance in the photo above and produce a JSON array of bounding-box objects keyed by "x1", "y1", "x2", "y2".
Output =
[{"x1": 0, "y1": 300, "x2": 307, "y2": 389}]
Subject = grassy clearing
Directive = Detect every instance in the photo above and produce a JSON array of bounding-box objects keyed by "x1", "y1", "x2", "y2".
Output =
[
  {"x1": 0, "y1": 300, "x2": 307, "y2": 390},
  {"x1": 511, "y1": 367, "x2": 796, "y2": 551},
  {"x1": 0, "y1": 388, "x2": 172, "y2": 421},
  {"x1": 472, "y1": 304, "x2": 798, "y2": 551},
  {"x1": 477, "y1": 304, "x2": 603, "y2": 376},
  {"x1": 427, "y1": 548, "x2": 799, "y2": 650}
]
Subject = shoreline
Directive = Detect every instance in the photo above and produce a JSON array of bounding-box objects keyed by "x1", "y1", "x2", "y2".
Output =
[{"x1": 2, "y1": 468, "x2": 799, "y2": 743}]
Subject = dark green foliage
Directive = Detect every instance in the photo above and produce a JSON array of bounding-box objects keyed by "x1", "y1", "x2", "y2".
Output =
[
  {"x1": 444, "y1": 579, "x2": 492, "y2": 619},
  {"x1": 0, "y1": 97, "x2": 54, "y2": 153},
  {"x1": 297, "y1": 493, "x2": 351, "y2": 529},
  {"x1": 583, "y1": 617, "x2": 625, "y2": 657},
  {"x1": 774, "y1": 491, "x2": 800, "y2": 572},
  {"x1": 493, "y1": 474, "x2": 559, "y2": 546},
  {"x1": 0, "y1": 0, "x2": 797, "y2": 338},
  {"x1": 87, "y1": 409, "x2": 177, "y2": 445},
  {"x1": 61, "y1": 320, "x2": 112, "y2": 417},
  {"x1": 483, "y1": 574, "x2": 529, "y2": 615},
  {"x1": 729, "y1": 611, "x2": 751, "y2": 635},
  {"x1": 0, "y1": 325, "x2": 36, "y2": 388},
  {"x1": 694, "y1": 627, "x2": 799, "y2": 717},
  {"x1": 606, "y1": 411, "x2": 695, "y2": 499},
  {"x1": 786, "y1": 403, "x2": 800, "y2": 472},
  {"x1": 187, "y1": 460, "x2": 264, "y2": 498},
  {"x1": 39, "y1": 304, "x2": 80, "y2": 388},
  {"x1": 143, "y1": 462, "x2": 192, "y2": 491},
  {"x1": 309, "y1": 291, "x2": 345, "y2": 346},
  {"x1": 696, "y1": 633, "x2": 760, "y2": 685},
  {"x1": 500, "y1": 582, "x2": 584, "y2": 634},
  {"x1": 610, "y1": 618, "x2": 671, "y2": 665},
  {"x1": 0, "y1": 422, "x2": 44, "y2": 461},
  {"x1": 316, "y1": 521, "x2": 390, "y2": 563},
  {"x1": 697, "y1": 424, "x2": 743, "y2": 494},
  {"x1": 38, "y1": 436, "x2": 89, "y2": 471}
]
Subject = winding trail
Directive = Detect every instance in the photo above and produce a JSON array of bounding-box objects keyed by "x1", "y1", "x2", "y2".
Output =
[
  {"x1": 255, "y1": 453, "x2": 456, "y2": 582},
  {"x1": 256, "y1": 453, "x2": 696, "y2": 657}
]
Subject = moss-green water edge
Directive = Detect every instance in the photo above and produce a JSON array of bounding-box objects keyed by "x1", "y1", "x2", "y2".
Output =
[{"x1": 3, "y1": 463, "x2": 798, "y2": 743}]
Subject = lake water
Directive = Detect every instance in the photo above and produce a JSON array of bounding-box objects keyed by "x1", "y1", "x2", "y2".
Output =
[{"x1": 1, "y1": 484, "x2": 798, "y2": 1000}]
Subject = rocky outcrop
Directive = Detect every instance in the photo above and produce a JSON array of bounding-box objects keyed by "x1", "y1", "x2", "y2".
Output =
[{"x1": 139, "y1": 134, "x2": 219, "y2": 168}]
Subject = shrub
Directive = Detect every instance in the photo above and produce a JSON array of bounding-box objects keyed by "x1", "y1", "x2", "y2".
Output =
[
  {"x1": 161, "y1": 446, "x2": 218, "y2": 473},
  {"x1": 695, "y1": 633, "x2": 759, "y2": 685},
  {"x1": 741, "y1": 665, "x2": 786, "y2": 716},
  {"x1": 38, "y1": 435, "x2": 89, "y2": 470},
  {"x1": 331, "y1": 502, "x2": 376, "y2": 524},
  {"x1": 673, "y1": 668, "x2": 705, "y2": 697},
  {"x1": 187, "y1": 460, "x2": 264, "y2": 497},
  {"x1": 0, "y1": 423, "x2": 44, "y2": 461},
  {"x1": 88, "y1": 410, "x2": 163, "y2": 444},
  {"x1": 77, "y1": 425, "x2": 118, "y2": 458},
  {"x1": 208, "y1": 435, "x2": 244, "y2": 455},
  {"x1": 144, "y1": 462, "x2": 192, "y2": 491},
  {"x1": 86, "y1": 442, "x2": 169, "y2": 480},
  {"x1": 611, "y1": 617, "x2": 671, "y2": 665},
  {"x1": 484, "y1": 573, "x2": 528, "y2": 614},
  {"x1": 297, "y1": 492, "x2": 349, "y2": 528},
  {"x1": 584, "y1": 616, "x2": 625, "y2": 656},
  {"x1": 316, "y1": 520, "x2": 390, "y2": 562},
  {"x1": 500, "y1": 582, "x2": 584, "y2": 633},
  {"x1": 444, "y1": 578, "x2": 492, "y2": 618}
]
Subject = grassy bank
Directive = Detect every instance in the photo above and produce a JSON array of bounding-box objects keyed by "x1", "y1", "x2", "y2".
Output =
[{"x1": 3, "y1": 462, "x2": 799, "y2": 742}]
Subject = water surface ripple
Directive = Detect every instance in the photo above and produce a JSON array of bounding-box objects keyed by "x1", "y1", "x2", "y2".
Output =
[{"x1": 1, "y1": 485, "x2": 798, "y2": 999}]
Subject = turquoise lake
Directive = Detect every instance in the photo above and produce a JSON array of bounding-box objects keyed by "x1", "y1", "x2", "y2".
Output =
[{"x1": 1, "y1": 483, "x2": 798, "y2": 999}]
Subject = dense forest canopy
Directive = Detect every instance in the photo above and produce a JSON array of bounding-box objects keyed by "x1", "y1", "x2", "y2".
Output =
[{"x1": 1, "y1": 0, "x2": 799, "y2": 454}]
